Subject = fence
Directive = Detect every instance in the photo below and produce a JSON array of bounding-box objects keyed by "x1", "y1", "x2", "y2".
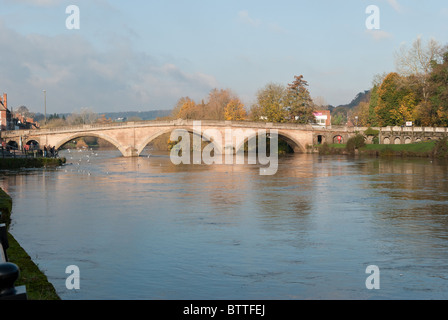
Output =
[
  {"x1": 0, "y1": 145, "x2": 58, "y2": 159},
  {"x1": 0, "y1": 214, "x2": 27, "y2": 300}
]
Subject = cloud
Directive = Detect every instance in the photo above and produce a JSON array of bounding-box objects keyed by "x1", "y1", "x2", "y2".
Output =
[
  {"x1": 237, "y1": 10, "x2": 261, "y2": 27},
  {"x1": 1, "y1": 0, "x2": 62, "y2": 6},
  {"x1": 0, "y1": 22, "x2": 219, "y2": 113},
  {"x1": 441, "y1": 8, "x2": 448, "y2": 17},
  {"x1": 365, "y1": 29, "x2": 394, "y2": 41},
  {"x1": 386, "y1": 0, "x2": 403, "y2": 13},
  {"x1": 237, "y1": 10, "x2": 287, "y2": 34}
]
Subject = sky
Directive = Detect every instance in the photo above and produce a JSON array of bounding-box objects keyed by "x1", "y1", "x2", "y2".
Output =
[{"x1": 0, "y1": 0, "x2": 447, "y2": 114}]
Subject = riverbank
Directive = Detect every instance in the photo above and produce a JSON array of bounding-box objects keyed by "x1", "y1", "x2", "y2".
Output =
[
  {"x1": 318, "y1": 139, "x2": 448, "y2": 159},
  {"x1": 0, "y1": 188, "x2": 60, "y2": 300},
  {"x1": 0, "y1": 157, "x2": 66, "y2": 170}
]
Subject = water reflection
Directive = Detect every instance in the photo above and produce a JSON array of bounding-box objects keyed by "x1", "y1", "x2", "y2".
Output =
[{"x1": 1, "y1": 151, "x2": 448, "y2": 299}]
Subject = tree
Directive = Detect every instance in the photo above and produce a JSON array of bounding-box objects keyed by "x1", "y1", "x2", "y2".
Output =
[
  {"x1": 16, "y1": 106, "x2": 33, "y2": 117},
  {"x1": 41, "y1": 118, "x2": 67, "y2": 128},
  {"x1": 395, "y1": 37, "x2": 444, "y2": 78},
  {"x1": 48, "y1": 113, "x2": 60, "y2": 121},
  {"x1": 177, "y1": 98, "x2": 199, "y2": 120},
  {"x1": 313, "y1": 96, "x2": 327, "y2": 109},
  {"x1": 254, "y1": 83, "x2": 287, "y2": 122},
  {"x1": 395, "y1": 37, "x2": 444, "y2": 104},
  {"x1": 96, "y1": 114, "x2": 113, "y2": 124},
  {"x1": 374, "y1": 72, "x2": 415, "y2": 126},
  {"x1": 389, "y1": 92, "x2": 418, "y2": 125},
  {"x1": 285, "y1": 75, "x2": 315, "y2": 124},
  {"x1": 66, "y1": 108, "x2": 98, "y2": 125},
  {"x1": 352, "y1": 101, "x2": 370, "y2": 127},
  {"x1": 427, "y1": 50, "x2": 448, "y2": 126},
  {"x1": 367, "y1": 85, "x2": 380, "y2": 126},
  {"x1": 224, "y1": 99, "x2": 247, "y2": 121},
  {"x1": 205, "y1": 89, "x2": 234, "y2": 120},
  {"x1": 171, "y1": 97, "x2": 191, "y2": 119}
]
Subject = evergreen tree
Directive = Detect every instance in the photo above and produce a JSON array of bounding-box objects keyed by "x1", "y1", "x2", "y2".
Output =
[{"x1": 285, "y1": 75, "x2": 316, "y2": 124}]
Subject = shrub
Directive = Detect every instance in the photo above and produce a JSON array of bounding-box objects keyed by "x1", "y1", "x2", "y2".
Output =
[
  {"x1": 364, "y1": 127, "x2": 380, "y2": 136},
  {"x1": 433, "y1": 137, "x2": 448, "y2": 158},
  {"x1": 346, "y1": 134, "x2": 366, "y2": 154}
]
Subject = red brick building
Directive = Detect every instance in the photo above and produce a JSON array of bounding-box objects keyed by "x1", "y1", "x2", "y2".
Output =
[{"x1": 0, "y1": 93, "x2": 13, "y2": 131}]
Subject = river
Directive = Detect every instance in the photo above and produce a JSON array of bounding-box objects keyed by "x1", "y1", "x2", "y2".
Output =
[{"x1": 1, "y1": 149, "x2": 448, "y2": 300}]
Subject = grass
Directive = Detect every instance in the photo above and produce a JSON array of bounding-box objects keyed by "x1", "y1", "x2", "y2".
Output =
[
  {"x1": 363, "y1": 141, "x2": 436, "y2": 153},
  {"x1": 0, "y1": 188, "x2": 60, "y2": 300},
  {"x1": 317, "y1": 140, "x2": 446, "y2": 158},
  {"x1": 0, "y1": 188, "x2": 12, "y2": 227},
  {"x1": 0, "y1": 157, "x2": 66, "y2": 170},
  {"x1": 328, "y1": 143, "x2": 347, "y2": 149},
  {"x1": 6, "y1": 233, "x2": 61, "y2": 300}
]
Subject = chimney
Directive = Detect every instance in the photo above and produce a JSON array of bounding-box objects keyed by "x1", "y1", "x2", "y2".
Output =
[{"x1": 2, "y1": 93, "x2": 7, "y2": 109}]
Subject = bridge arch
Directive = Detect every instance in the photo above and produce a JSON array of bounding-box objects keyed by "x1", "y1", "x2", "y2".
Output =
[
  {"x1": 54, "y1": 132, "x2": 128, "y2": 156},
  {"x1": 136, "y1": 127, "x2": 224, "y2": 155},
  {"x1": 233, "y1": 130, "x2": 305, "y2": 154},
  {"x1": 333, "y1": 135, "x2": 344, "y2": 144},
  {"x1": 7, "y1": 140, "x2": 19, "y2": 150}
]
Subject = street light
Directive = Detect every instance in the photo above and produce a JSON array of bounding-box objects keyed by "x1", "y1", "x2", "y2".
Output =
[{"x1": 43, "y1": 90, "x2": 46, "y2": 124}]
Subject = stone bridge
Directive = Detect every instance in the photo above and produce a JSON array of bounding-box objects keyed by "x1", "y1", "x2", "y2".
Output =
[{"x1": 0, "y1": 120, "x2": 357, "y2": 157}]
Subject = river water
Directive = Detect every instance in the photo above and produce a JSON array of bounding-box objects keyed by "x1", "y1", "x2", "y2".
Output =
[{"x1": 1, "y1": 149, "x2": 448, "y2": 300}]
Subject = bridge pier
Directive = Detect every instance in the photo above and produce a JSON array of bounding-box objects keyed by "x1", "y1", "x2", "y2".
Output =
[{"x1": 123, "y1": 147, "x2": 139, "y2": 157}]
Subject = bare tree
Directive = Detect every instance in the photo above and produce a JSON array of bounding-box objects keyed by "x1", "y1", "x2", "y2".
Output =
[
  {"x1": 371, "y1": 72, "x2": 388, "y2": 88},
  {"x1": 66, "y1": 108, "x2": 98, "y2": 125},
  {"x1": 394, "y1": 36, "x2": 444, "y2": 102},
  {"x1": 395, "y1": 37, "x2": 443, "y2": 76},
  {"x1": 205, "y1": 89, "x2": 235, "y2": 120},
  {"x1": 312, "y1": 96, "x2": 327, "y2": 109}
]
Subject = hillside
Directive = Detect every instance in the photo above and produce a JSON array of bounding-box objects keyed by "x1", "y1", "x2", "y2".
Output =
[
  {"x1": 335, "y1": 90, "x2": 371, "y2": 110},
  {"x1": 102, "y1": 110, "x2": 171, "y2": 121},
  {"x1": 33, "y1": 109, "x2": 172, "y2": 122}
]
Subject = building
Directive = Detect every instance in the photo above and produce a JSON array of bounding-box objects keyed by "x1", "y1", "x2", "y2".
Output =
[
  {"x1": 313, "y1": 110, "x2": 331, "y2": 126},
  {"x1": 0, "y1": 93, "x2": 13, "y2": 131},
  {"x1": 13, "y1": 113, "x2": 39, "y2": 130}
]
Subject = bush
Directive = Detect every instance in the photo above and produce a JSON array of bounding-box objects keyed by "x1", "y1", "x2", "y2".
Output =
[
  {"x1": 364, "y1": 127, "x2": 380, "y2": 136},
  {"x1": 433, "y1": 137, "x2": 448, "y2": 158},
  {"x1": 346, "y1": 134, "x2": 366, "y2": 154}
]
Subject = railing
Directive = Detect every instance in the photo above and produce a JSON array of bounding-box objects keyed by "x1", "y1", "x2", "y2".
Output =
[
  {"x1": 380, "y1": 126, "x2": 448, "y2": 133},
  {"x1": 1, "y1": 146, "x2": 39, "y2": 159},
  {"x1": 0, "y1": 214, "x2": 27, "y2": 300},
  {"x1": 0, "y1": 145, "x2": 60, "y2": 160},
  {"x1": 0, "y1": 119, "x2": 355, "y2": 136}
]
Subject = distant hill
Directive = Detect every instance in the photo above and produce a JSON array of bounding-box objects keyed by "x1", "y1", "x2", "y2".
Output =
[
  {"x1": 329, "y1": 90, "x2": 371, "y2": 117},
  {"x1": 33, "y1": 109, "x2": 172, "y2": 122},
  {"x1": 102, "y1": 110, "x2": 171, "y2": 121},
  {"x1": 327, "y1": 90, "x2": 371, "y2": 125},
  {"x1": 335, "y1": 90, "x2": 371, "y2": 110}
]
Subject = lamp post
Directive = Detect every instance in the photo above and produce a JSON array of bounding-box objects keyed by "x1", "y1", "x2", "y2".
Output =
[{"x1": 43, "y1": 90, "x2": 46, "y2": 125}]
